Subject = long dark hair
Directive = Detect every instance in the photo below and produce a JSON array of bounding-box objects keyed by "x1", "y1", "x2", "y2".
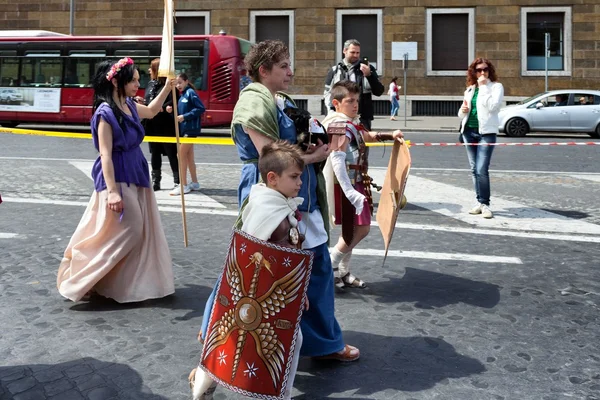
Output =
[{"x1": 92, "y1": 60, "x2": 138, "y2": 124}]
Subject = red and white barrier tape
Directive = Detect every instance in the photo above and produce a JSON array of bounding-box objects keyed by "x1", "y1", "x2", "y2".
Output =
[{"x1": 409, "y1": 141, "x2": 600, "y2": 147}]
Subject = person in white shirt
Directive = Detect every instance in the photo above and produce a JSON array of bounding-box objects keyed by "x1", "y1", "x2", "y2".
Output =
[{"x1": 458, "y1": 58, "x2": 504, "y2": 219}]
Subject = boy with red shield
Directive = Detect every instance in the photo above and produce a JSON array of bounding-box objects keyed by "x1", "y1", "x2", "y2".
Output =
[{"x1": 191, "y1": 141, "x2": 311, "y2": 400}]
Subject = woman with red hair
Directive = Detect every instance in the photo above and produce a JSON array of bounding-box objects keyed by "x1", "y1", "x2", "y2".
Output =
[{"x1": 458, "y1": 58, "x2": 504, "y2": 219}]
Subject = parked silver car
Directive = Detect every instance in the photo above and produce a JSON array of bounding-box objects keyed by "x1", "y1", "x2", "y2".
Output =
[{"x1": 498, "y1": 90, "x2": 600, "y2": 138}]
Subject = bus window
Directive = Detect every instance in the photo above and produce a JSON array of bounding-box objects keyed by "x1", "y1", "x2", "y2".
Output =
[
  {"x1": 175, "y1": 50, "x2": 204, "y2": 90},
  {"x1": 0, "y1": 51, "x2": 19, "y2": 86},
  {"x1": 114, "y1": 49, "x2": 152, "y2": 88},
  {"x1": 66, "y1": 51, "x2": 106, "y2": 87},
  {"x1": 23, "y1": 51, "x2": 62, "y2": 87}
]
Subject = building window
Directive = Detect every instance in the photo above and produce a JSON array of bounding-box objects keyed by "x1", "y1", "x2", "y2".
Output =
[
  {"x1": 426, "y1": 8, "x2": 475, "y2": 76},
  {"x1": 521, "y1": 7, "x2": 571, "y2": 77},
  {"x1": 250, "y1": 11, "x2": 295, "y2": 68},
  {"x1": 336, "y1": 9, "x2": 383, "y2": 73},
  {"x1": 175, "y1": 11, "x2": 210, "y2": 35}
]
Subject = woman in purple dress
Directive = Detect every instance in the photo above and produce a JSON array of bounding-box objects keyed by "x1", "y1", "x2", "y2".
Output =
[{"x1": 57, "y1": 58, "x2": 176, "y2": 303}]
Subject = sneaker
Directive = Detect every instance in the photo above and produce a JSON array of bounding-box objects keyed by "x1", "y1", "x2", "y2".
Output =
[
  {"x1": 481, "y1": 205, "x2": 493, "y2": 219},
  {"x1": 469, "y1": 203, "x2": 483, "y2": 215},
  {"x1": 189, "y1": 181, "x2": 201, "y2": 191},
  {"x1": 170, "y1": 184, "x2": 191, "y2": 196}
]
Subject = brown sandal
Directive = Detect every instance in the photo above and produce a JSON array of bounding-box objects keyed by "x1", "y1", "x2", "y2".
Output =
[
  {"x1": 188, "y1": 368, "x2": 197, "y2": 390},
  {"x1": 314, "y1": 344, "x2": 360, "y2": 362},
  {"x1": 341, "y1": 273, "x2": 367, "y2": 288}
]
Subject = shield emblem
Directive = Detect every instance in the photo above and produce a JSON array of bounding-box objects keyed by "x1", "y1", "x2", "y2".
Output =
[
  {"x1": 200, "y1": 229, "x2": 313, "y2": 399},
  {"x1": 376, "y1": 140, "x2": 411, "y2": 265}
]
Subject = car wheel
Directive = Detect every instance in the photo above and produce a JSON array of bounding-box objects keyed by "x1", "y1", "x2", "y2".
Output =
[
  {"x1": 0, "y1": 122, "x2": 19, "y2": 128},
  {"x1": 590, "y1": 124, "x2": 600, "y2": 139},
  {"x1": 505, "y1": 118, "x2": 529, "y2": 137}
]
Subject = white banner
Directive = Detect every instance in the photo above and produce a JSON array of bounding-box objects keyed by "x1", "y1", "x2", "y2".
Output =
[
  {"x1": 158, "y1": 0, "x2": 176, "y2": 79},
  {"x1": 0, "y1": 87, "x2": 61, "y2": 113}
]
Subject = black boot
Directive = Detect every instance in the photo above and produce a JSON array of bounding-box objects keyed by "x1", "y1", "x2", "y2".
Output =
[
  {"x1": 172, "y1": 169, "x2": 180, "y2": 186},
  {"x1": 151, "y1": 170, "x2": 161, "y2": 191}
]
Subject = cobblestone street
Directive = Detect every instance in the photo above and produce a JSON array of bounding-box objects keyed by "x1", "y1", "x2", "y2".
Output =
[{"x1": 1, "y1": 133, "x2": 600, "y2": 399}]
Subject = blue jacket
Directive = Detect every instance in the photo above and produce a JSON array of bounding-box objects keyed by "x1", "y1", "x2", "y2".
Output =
[{"x1": 177, "y1": 86, "x2": 205, "y2": 135}]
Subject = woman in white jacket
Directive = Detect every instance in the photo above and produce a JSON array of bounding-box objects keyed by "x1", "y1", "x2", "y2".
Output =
[{"x1": 458, "y1": 58, "x2": 504, "y2": 219}]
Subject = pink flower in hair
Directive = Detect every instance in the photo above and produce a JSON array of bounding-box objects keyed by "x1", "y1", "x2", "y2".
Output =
[{"x1": 106, "y1": 57, "x2": 134, "y2": 81}]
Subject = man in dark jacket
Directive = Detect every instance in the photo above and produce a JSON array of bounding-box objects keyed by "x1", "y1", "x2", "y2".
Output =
[{"x1": 323, "y1": 39, "x2": 385, "y2": 130}]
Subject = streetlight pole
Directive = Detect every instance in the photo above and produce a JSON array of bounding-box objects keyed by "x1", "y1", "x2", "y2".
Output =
[
  {"x1": 544, "y1": 32, "x2": 550, "y2": 92},
  {"x1": 403, "y1": 52, "x2": 408, "y2": 127},
  {"x1": 69, "y1": 0, "x2": 75, "y2": 35}
]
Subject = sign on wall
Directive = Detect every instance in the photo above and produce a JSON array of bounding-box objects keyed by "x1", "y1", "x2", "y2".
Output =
[
  {"x1": 0, "y1": 87, "x2": 61, "y2": 113},
  {"x1": 392, "y1": 42, "x2": 418, "y2": 61}
]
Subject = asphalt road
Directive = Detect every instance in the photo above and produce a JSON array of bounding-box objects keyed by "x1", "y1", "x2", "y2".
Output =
[{"x1": 1, "y1": 131, "x2": 600, "y2": 400}]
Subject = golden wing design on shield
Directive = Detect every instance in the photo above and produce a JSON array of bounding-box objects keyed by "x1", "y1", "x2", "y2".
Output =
[
  {"x1": 226, "y1": 238, "x2": 247, "y2": 303},
  {"x1": 249, "y1": 323, "x2": 285, "y2": 388},
  {"x1": 256, "y1": 258, "x2": 307, "y2": 319},
  {"x1": 203, "y1": 309, "x2": 237, "y2": 357},
  {"x1": 204, "y1": 238, "x2": 249, "y2": 358}
]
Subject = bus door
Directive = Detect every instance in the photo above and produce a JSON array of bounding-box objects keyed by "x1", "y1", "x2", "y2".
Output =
[
  {"x1": 0, "y1": 50, "x2": 19, "y2": 126},
  {"x1": 174, "y1": 42, "x2": 208, "y2": 122}
]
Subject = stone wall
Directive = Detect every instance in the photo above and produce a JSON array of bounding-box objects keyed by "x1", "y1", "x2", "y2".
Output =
[{"x1": 2, "y1": 0, "x2": 599, "y2": 97}]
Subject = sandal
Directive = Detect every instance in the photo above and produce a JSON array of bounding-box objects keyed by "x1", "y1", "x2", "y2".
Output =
[
  {"x1": 341, "y1": 273, "x2": 367, "y2": 288},
  {"x1": 188, "y1": 368, "x2": 197, "y2": 390},
  {"x1": 314, "y1": 344, "x2": 360, "y2": 362}
]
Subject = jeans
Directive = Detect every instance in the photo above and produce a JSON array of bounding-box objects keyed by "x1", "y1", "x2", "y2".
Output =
[
  {"x1": 462, "y1": 127, "x2": 496, "y2": 206},
  {"x1": 390, "y1": 97, "x2": 399, "y2": 117}
]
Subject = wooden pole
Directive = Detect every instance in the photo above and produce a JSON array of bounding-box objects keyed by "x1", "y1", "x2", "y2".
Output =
[{"x1": 172, "y1": 86, "x2": 189, "y2": 247}]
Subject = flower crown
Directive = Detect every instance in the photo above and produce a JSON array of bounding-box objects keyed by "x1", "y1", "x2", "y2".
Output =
[{"x1": 106, "y1": 57, "x2": 134, "y2": 81}]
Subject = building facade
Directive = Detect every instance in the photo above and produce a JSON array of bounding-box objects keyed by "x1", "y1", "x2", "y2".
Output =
[{"x1": 2, "y1": 0, "x2": 599, "y2": 115}]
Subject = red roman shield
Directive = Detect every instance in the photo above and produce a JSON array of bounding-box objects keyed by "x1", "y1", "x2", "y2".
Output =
[{"x1": 200, "y1": 229, "x2": 313, "y2": 399}]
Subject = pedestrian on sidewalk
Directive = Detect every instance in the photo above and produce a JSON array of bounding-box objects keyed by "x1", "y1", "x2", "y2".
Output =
[
  {"x1": 144, "y1": 58, "x2": 179, "y2": 191},
  {"x1": 170, "y1": 73, "x2": 205, "y2": 196},
  {"x1": 458, "y1": 57, "x2": 504, "y2": 219},
  {"x1": 57, "y1": 58, "x2": 175, "y2": 303},
  {"x1": 322, "y1": 81, "x2": 403, "y2": 289},
  {"x1": 388, "y1": 76, "x2": 400, "y2": 120}
]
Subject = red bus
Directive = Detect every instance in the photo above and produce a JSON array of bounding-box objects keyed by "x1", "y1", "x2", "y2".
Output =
[{"x1": 0, "y1": 30, "x2": 251, "y2": 128}]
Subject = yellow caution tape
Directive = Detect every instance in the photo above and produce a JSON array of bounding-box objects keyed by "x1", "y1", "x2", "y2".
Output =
[
  {"x1": 0, "y1": 126, "x2": 409, "y2": 147},
  {"x1": 0, "y1": 127, "x2": 235, "y2": 145}
]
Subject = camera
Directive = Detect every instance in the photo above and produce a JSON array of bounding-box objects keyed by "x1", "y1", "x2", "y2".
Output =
[
  {"x1": 360, "y1": 57, "x2": 369, "y2": 65},
  {"x1": 283, "y1": 107, "x2": 329, "y2": 152}
]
